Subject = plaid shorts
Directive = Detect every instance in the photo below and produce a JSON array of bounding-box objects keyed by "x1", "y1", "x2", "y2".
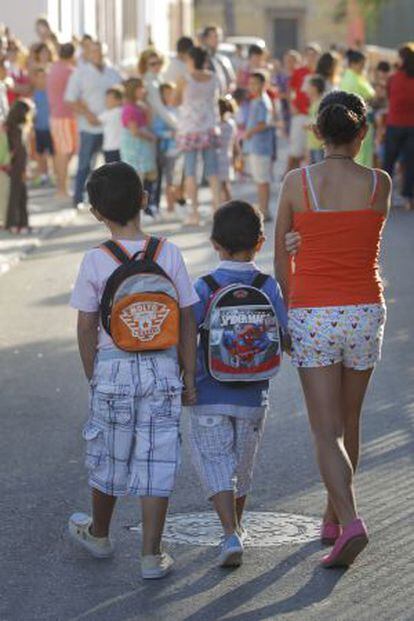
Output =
[
  {"x1": 189, "y1": 411, "x2": 266, "y2": 499},
  {"x1": 84, "y1": 350, "x2": 182, "y2": 497}
]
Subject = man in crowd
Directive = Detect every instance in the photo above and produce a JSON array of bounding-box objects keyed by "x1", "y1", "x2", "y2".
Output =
[
  {"x1": 47, "y1": 42, "x2": 77, "y2": 199},
  {"x1": 65, "y1": 40, "x2": 121, "y2": 208},
  {"x1": 164, "y1": 36, "x2": 194, "y2": 83},
  {"x1": 202, "y1": 25, "x2": 235, "y2": 95}
]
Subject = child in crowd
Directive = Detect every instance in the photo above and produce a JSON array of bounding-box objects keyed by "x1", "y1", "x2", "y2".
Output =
[
  {"x1": 306, "y1": 74, "x2": 325, "y2": 164},
  {"x1": 69, "y1": 162, "x2": 198, "y2": 579},
  {"x1": 152, "y1": 82, "x2": 179, "y2": 217},
  {"x1": 32, "y1": 67, "x2": 54, "y2": 186},
  {"x1": 245, "y1": 71, "x2": 275, "y2": 221},
  {"x1": 5, "y1": 100, "x2": 32, "y2": 233},
  {"x1": 120, "y1": 78, "x2": 157, "y2": 216},
  {"x1": 217, "y1": 95, "x2": 238, "y2": 202},
  {"x1": 98, "y1": 86, "x2": 123, "y2": 163},
  {"x1": 190, "y1": 201, "x2": 288, "y2": 567}
]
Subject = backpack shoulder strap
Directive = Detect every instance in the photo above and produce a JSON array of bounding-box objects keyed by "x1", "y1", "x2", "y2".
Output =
[
  {"x1": 251, "y1": 272, "x2": 270, "y2": 289},
  {"x1": 100, "y1": 240, "x2": 131, "y2": 265},
  {"x1": 144, "y1": 236, "x2": 165, "y2": 262},
  {"x1": 202, "y1": 274, "x2": 221, "y2": 293}
]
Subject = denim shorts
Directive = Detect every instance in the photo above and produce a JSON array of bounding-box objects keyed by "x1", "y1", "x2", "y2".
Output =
[
  {"x1": 184, "y1": 147, "x2": 219, "y2": 178},
  {"x1": 84, "y1": 349, "x2": 182, "y2": 497}
]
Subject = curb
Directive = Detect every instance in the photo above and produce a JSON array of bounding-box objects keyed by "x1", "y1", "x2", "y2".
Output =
[{"x1": 0, "y1": 207, "x2": 77, "y2": 276}]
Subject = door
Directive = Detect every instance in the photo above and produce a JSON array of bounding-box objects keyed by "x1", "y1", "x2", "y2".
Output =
[{"x1": 273, "y1": 18, "x2": 299, "y2": 59}]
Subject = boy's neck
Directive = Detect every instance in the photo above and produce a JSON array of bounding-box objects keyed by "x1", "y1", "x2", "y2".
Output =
[
  {"x1": 108, "y1": 217, "x2": 145, "y2": 241},
  {"x1": 219, "y1": 250, "x2": 256, "y2": 262}
]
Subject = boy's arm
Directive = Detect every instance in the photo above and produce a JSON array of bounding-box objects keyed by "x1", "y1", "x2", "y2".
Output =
[
  {"x1": 178, "y1": 305, "x2": 197, "y2": 406},
  {"x1": 77, "y1": 311, "x2": 99, "y2": 381}
]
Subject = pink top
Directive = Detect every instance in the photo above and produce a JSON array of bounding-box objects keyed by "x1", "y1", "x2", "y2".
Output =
[
  {"x1": 121, "y1": 103, "x2": 147, "y2": 128},
  {"x1": 46, "y1": 61, "x2": 75, "y2": 118}
]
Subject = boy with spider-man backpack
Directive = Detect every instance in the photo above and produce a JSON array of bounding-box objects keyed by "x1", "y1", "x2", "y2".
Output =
[{"x1": 189, "y1": 200, "x2": 289, "y2": 568}]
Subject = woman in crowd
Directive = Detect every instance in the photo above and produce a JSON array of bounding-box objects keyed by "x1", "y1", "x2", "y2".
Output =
[
  {"x1": 384, "y1": 43, "x2": 414, "y2": 210},
  {"x1": 316, "y1": 50, "x2": 341, "y2": 92},
  {"x1": 176, "y1": 46, "x2": 221, "y2": 226},
  {"x1": 5, "y1": 38, "x2": 31, "y2": 105},
  {"x1": 275, "y1": 91, "x2": 391, "y2": 568},
  {"x1": 138, "y1": 48, "x2": 177, "y2": 210},
  {"x1": 340, "y1": 50, "x2": 375, "y2": 167}
]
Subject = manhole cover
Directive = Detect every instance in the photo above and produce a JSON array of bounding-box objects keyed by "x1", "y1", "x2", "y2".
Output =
[{"x1": 129, "y1": 511, "x2": 319, "y2": 547}]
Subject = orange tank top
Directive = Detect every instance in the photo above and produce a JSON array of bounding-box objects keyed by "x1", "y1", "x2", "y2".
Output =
[{"x1": 289, "y1": 167, "x2": 386, "y2": 309}]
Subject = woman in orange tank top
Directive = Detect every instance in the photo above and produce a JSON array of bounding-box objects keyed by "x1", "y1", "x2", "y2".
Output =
[{"x1": 275, "y1": 91, "x2": 391, "y2": 568}]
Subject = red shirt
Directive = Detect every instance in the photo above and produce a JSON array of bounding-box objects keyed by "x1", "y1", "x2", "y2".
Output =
[
  {"x1": 290, "y1": 67, "x2": 311, "y2": 115},
  {"x1": 387, "y1": 70, "x2": 414, "y2": 127},
  {"x1": 46, "y1": 61, "x2": 74, "y2": 118}
]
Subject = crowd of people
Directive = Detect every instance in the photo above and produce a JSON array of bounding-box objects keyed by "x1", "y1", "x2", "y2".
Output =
[{"x1": 0, "y1": 19, "x2": 413, "y2": 233}]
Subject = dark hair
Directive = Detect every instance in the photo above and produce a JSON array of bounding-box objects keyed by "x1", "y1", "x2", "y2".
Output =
[
  {"x1": 177, "y1": 36, "x2": 193, "y2": 55},
  {"x1": 6, "y1": 100, "x2": 31, "y2": 129},
  {"x1": 317, "y1": 91, "x2": 367, "y2": 146},
  {"x1": 189, "y1": 46, "x2": 208, "y2": 70},
  {"x1": 346, "y1": 49, "x2": 366, "y2": 66},
  {"x1": 202, "y1": 25, "x2": 219, "y2": 39},
  {"x1": 211, "y1": 201, "x2": 264, "y2": 255},
  {"x1": 86, "y1": 162, "x2": 144, "y2": 225},
  {"x1": 106, "y1": 86, "x2": 123, "y2": 100},
  {"x1": 399, "y1": 44, "x2": 414, "y2": 78},
  {"x1": 309, "y1": 74, "x2": 325, "y2": 95},
  {"x1": 248, "y1": 44, "x2": 264, "y2": 58},
  {"x1": 250, "y1": 71, "x2": 266, "y2": 85},
  {"x1": 59, "y1": 42, "x2": 75, "y2": 60},
  {"x1": 316, "y1": 51, "x2": 339, "y2": 80},
  {"x1": 123, "y1": 77, "x2": 143, "y2": 102},
  {"x1": 218, "y1": 95, "x2": 236, "y2": 118},
  {"x1": 81, "y1": 34, "x2": 93, "y2": 43},
  {"x1": 376, "y1": 60, "x2": 391, "y2": 73}
]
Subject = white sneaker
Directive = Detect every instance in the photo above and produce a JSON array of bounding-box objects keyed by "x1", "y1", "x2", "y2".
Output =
[
  {"x1": 141, "y1": 551, "x2": 174, "y2": 579},
  {"x1": 218, "y1": 532, "x2": 244, "y2": 567},
  {"x1": 68, "y1": 512, "x2": 114, "y2": 558}
]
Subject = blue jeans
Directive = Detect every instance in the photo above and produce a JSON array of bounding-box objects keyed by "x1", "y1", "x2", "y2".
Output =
[
  {"x1": 384, "y1": 126, "x2": 414, "y2": 198},
  {"x1": 74, "y1": 132, "x2": 103, "y2": 205},
  {"x1": 184, "y1": 147, "x2": 218, "y2": 178}
]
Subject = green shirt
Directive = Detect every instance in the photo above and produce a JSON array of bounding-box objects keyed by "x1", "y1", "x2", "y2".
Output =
[
  {"x1": 307, "y1": 99, "x2": 323, "y2": 150},
  {"x1": 0, "y1": 131, "x2": 10, "y2": 166}
]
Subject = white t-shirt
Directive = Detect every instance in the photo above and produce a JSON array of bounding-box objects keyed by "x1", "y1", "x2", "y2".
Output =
[
  {"x1": 98, "y1": 107, "x2": 122, "y2": 151},
  {"x1": 70, "y1": 238, "x2": 199, "y2": 350}
]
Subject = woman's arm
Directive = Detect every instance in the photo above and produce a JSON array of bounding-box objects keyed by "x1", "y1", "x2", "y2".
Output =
[
  {"x1": 274, "y1": 173, "x2": 295, "y2": 302},
  {"x1": 126, "y1": 120, "x2": 156, "y2": 142},
  {"x1": 174, "y1": 77, "x2": 186, "y2": 106}
]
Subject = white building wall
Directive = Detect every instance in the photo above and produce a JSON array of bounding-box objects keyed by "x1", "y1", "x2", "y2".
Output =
[{"x1": 0, "y1": 0, "x2": 48, "y2": 46}]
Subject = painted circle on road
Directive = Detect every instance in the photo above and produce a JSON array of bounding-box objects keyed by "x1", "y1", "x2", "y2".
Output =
[{"x1": 142, "y1": 511, "x2": 319, "y2": 547}]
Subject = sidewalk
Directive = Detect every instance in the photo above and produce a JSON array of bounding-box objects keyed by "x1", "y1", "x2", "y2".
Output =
[{"x1": 0, "y1": 187, "x2": 75, "y2": 274}]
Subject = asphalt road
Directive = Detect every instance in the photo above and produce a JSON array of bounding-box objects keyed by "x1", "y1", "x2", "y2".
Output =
[{"x1": 1, "y1": 186, "x2": 413, "y2": 621}]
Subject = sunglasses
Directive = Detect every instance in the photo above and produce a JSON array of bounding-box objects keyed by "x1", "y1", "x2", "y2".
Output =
[{"x1": 148, "y1": 60, "x2": 161, "y2": 67}]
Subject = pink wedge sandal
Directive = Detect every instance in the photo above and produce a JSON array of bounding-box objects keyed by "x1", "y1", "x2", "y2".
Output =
[
  {"x1": 321, "y1": 522, "x2": 341, "y2": 546},
  {"x1": 322, "y1": 518, "x2": 369, "y2": 568}
]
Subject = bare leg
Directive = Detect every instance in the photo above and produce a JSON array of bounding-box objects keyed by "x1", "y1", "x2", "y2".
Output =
[
  {"x1": 36, "y1": 153, "x2": 48, "y2": 177},
  {"x1": 140, "y1": 497, "x2": 169, "y2": 555},
  {"x1": 212, "y1": 491, "x2": 239, "y2": 536},
  {"x1": 166, "y1": 184, "x2": 176, "y2": 212},
  {"x1": 91, "y1": 487, "x2": 117, "y2": 537},
  {"x1": 324, "y1": 367, "x2": 373, "y2": 523},
  {"x1": 208, "y1": 174, "x2": 221, "y2": 213},
  {"x1": 184, "y1": 175, "x2": 199, "y2": 224},
  {"x1": 236, "y1": 495, "x2": 247, "y2": 524},
  {"x1": 220, "y1": 181, "x2": 232, "y2": 203},
  {"x1": 54, "y1": 153, "x2": 71, "y2": 196},
  {"x1": 299, "y1": 363, "x2": 358, "y2": 526},
  {"x1": 257, "y1": 182, "x2": 270, "y2": 217}
]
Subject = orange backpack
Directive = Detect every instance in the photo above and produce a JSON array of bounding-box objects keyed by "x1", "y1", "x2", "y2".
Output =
[{"x1": 100, "y1": 237, "x2": 179, "y2": 352}]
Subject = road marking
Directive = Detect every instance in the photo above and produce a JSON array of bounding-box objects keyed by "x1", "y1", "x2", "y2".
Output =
[{"x1": 129, "y1": 511, "x2": 319, "y2": 547}]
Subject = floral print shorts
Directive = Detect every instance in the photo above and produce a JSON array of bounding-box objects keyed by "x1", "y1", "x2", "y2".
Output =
[{"x1": 288, "y1": 304, "x2": 386, "y2": 369}]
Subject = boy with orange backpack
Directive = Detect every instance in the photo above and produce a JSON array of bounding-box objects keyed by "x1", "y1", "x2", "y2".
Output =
[{"x1": 69, "y1": 162, "x2": 198, "y2": 579}]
